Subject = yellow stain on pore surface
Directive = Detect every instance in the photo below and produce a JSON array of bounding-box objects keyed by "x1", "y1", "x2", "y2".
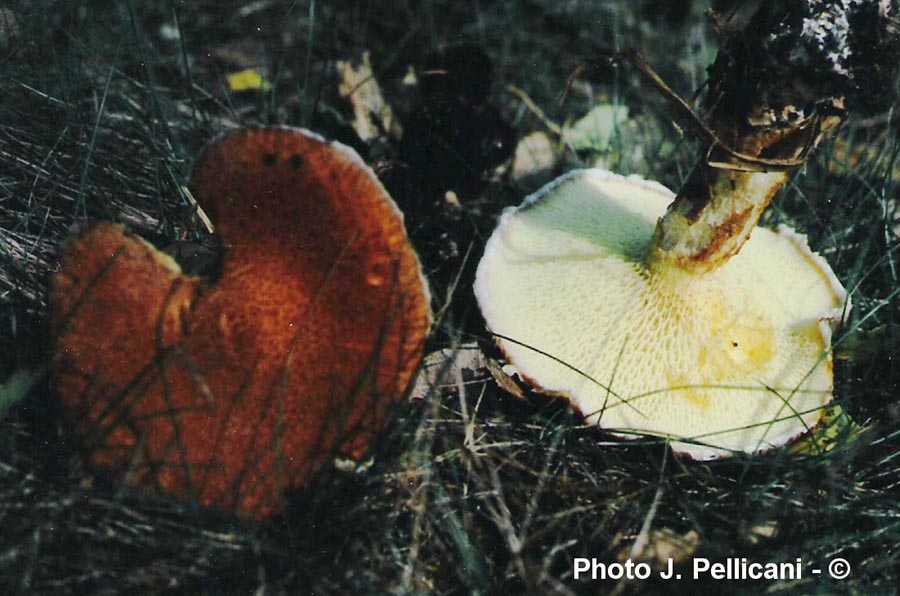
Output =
[
  {"x1": 701, "y1": 289, "x2": 776, "y2": 372},
  {"x1": 687, "y1": 297, "x2": 775, "y2": 411},
  {"x1": 726, "y1": 320, "x2": 776, "y2": 369},
  {"x1": 668, "y1": 374, "x2": 711, "y2": 410}
]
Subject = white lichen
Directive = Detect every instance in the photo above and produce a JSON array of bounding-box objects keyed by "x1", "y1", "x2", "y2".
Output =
[
  {"x1": 801, "y1": 0, "x2": 897, "y2": 77},
  {"x1": 800, "y1": 0, "x2": 859, "y2": 76}
]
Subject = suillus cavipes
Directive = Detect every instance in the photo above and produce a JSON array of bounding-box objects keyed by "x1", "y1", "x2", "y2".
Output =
[
  {"x1": 51, "y1": 127, "x2": 432, "y2": 516},
  {"x1": 474, "y1": 169, "x2": 847, "y2": 459},
  {"x1": 472, "y1": 1, "x2": 896, "y2": 459}
]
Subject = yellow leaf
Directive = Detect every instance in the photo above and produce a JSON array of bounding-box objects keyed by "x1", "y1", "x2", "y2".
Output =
[
  {"x1": 226, "y1": 69, "x2": 271, "y2": 92},
  {"x1": 788, "y1": 405, "x2": 866, "y2": 455}
]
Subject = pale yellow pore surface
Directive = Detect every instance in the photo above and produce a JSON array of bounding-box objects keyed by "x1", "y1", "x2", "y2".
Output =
[{"x1": 474, "y1": 169, "x2": 847, "y2": 459}]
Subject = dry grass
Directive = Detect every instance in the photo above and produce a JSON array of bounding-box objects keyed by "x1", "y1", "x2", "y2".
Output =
[{"x1": 2, "y1": 1, "x2": 899, "y2": 594}]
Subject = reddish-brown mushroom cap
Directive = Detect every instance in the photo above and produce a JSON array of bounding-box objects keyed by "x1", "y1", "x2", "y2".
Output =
[{"x1": 51, "y1": 127, "x2": 432, "y2": 517}]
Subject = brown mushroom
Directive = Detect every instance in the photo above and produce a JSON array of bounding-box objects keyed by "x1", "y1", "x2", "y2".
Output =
[{"x1": 51, "y1": 127, "x2": 432, "y2": 517}]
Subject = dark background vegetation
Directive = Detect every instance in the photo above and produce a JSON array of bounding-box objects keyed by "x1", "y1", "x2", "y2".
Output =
[{"x1": 1, "y1": 1, "x2": 899, "y2": 594}]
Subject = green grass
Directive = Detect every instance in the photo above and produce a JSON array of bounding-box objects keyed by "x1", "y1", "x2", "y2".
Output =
[{"x1": 2, "y1": 1, "x2": 899, "y2": 594}]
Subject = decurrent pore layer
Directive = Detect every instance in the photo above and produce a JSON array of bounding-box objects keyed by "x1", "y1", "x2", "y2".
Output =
[{"x1": 475, "y1": 169, "x2": 847, "y2": 459}]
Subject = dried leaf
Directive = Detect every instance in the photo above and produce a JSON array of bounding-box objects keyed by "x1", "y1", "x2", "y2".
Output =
[
  {"x1": 337, "y1": 52, "x2": 402, "y2": 142},
  {"x1": 410, "y1": 343, "x2": 488, "y2": 401},
  {"x1": 226, "y1": 68, "x2": 271, "y2": 92},
  {"x1": 619, "y1": 529, "x2": 701, "y2": 569},
  {"x1": 563, "y1": 104, "x2": 629, "y2": 151},
  {"x1": 512, "y1": 132, "x2": 556, "y2": 181}
]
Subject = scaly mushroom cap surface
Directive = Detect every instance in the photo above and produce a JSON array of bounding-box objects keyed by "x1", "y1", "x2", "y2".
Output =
[
  {"x1": 475, "y1": 169, "x2": 847, "y2": 459},
  {"x1": 51, "y1": 127, "x2": 432, "y2": 516}
]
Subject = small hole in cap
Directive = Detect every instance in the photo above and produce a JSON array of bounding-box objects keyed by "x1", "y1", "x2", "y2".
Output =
[
  {"x1": 262, "y1": 153, "x2": 277, "y2": 166},
  {"x1": 290, "y1": 154, "x2": 304, "y2": 169}
]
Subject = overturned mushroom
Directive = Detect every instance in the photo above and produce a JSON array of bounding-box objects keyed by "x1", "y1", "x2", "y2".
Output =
[
  {"x1": 475, "y1": 169, "x2": 846, "y2": 458},
  {"x1": 475, "y1": 1, "x2": 898, "y2": 458},
  {"x1": 51, "y1": 127, "x2": 432, "y2": 516}
]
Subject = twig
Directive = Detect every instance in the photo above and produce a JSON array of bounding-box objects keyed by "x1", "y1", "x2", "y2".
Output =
[
  {"x1": 629, "y1": 445, "x2": 668, "y2": 560},
  {"x1": 507, "y1": 85, "x2": 564, "y2": 138},
  {"x1": 567, "y1": 51, "x2": 829, "y2": 171}
]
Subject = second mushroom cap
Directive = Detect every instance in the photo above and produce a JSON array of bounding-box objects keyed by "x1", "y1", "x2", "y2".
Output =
[{"x1": 51, "y1": 127, "x2": 432, "y2": 516}]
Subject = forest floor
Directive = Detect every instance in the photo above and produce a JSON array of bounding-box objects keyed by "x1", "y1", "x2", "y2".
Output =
[{"x1": 1, "y1": 1, "x2": 899, "y2": 594}]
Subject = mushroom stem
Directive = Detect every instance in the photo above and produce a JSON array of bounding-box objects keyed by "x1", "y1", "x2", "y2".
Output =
[
  {"x1": 650, "y1": 106, "x2": 843, "y2": 272},
  {"x1": 646, "y1": 0, "x2": 900, "y2": 272}
]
